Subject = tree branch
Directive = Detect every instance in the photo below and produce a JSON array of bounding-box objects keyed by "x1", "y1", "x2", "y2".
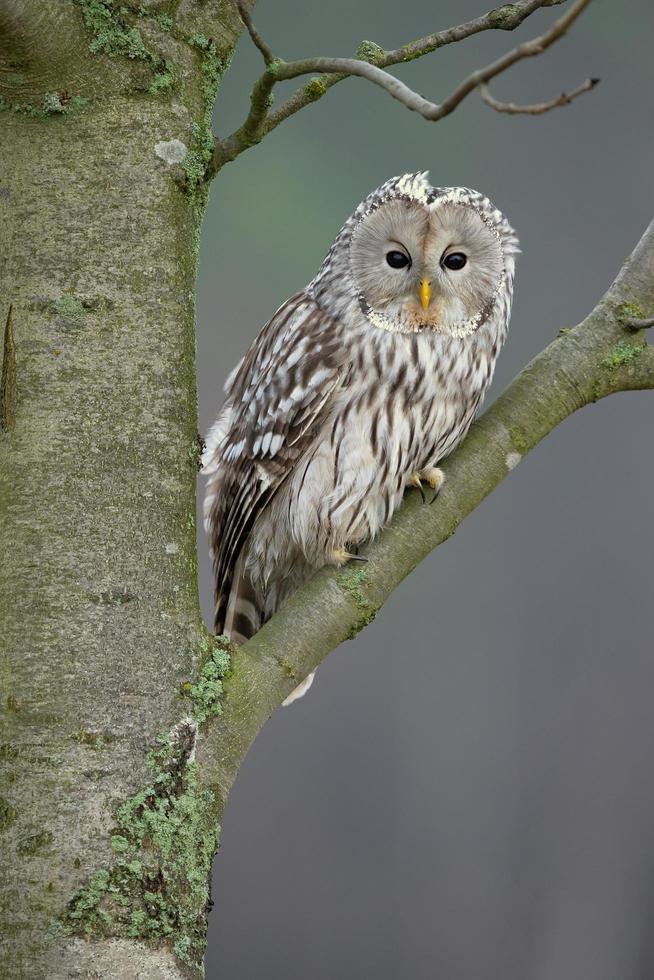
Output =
[
  {"x1": 198, "y1": 218, "x2": 654, "y2": 812},
  {"x1": 480, "y1": 76, "x2": 599, "y2": 114},
  {"x1": 624, "y1": 316, "x2": 654, "y2": 330},
  {"x1": 210, "y1": 0, "x2": 595, "y2": 174},
  {"x1": 236, "y1": 0, "x2": 274, "y2": 65}
]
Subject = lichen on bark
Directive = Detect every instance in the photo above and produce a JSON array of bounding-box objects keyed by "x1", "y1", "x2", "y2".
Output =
[{"x1": 61, "y1": 719, "x2": 220, "y2": 974}]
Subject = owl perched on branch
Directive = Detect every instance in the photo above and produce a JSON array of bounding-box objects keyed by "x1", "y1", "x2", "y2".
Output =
[{"x1": 203, "y1": 173, "x2": 518, "y2": 703}]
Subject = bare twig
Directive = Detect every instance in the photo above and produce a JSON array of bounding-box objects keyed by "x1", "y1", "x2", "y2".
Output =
[
  {"x1": 211, "y1": 0, "x2": 595, "y2": 175},
  {"x1": 235, "y1": 0, "x2": 274, "y2": 65},
  {"x1": 480, "y1": 76, "x2": 599, "y2": 114}
]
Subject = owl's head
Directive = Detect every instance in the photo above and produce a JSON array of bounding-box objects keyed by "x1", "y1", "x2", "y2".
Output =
[{"x1": 331, "y1": 173, "x2": 518, "y2": 338}]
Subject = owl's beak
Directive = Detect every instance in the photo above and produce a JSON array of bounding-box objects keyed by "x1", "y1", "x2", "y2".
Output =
[{"x1": 419, "y1": 280, "x2": 432, "y2": 311}]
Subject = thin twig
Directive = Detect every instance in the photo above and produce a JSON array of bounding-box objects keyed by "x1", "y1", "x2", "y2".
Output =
[
  {"x1": 382, "y1": 0, "x2": 566, "y2": 63},
  {"x1": 235, "y1": 0, "x2": 274, "y2": 65},
  {"x1": 211, "y1": 0, "x2": 594, "y2": 174},
  {"x1": 480, "y1": 77, "x2": 599, "y2": 114}
]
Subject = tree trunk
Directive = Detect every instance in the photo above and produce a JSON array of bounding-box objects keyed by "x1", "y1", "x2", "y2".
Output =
[{"x1": 0, "y1": 4, "x2": 241, "y2": 976}]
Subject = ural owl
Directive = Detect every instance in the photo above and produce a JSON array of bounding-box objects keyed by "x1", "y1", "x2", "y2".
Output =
[{"x1": 203, "y1": 173, "x2": 518, "y2": 703}]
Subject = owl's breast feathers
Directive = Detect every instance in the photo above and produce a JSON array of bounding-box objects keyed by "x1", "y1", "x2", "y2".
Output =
[{"x1": 204, "y1": 284, "x2": 505, "y2": 640}]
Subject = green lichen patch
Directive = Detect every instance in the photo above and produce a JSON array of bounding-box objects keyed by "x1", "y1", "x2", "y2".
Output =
[
  {"x1": 52, "y1": 295, "x2": 86, "y2": 323},
  {"x1": 17, "y1": 830, "x2": 53, "y2": 857},
  {"x1": 356, "y1": 40, "x2": 385, "y2": 65},
  {"x1": 617, "y1": 301, "x2": 645, "y2": 322},
  {"x1": 337, "y1": 565, "x2": 369, "y2": 607},
  {"x1": 62, "y1": 723, "x2": 221, "y2": 973},
  {"x1": 304, "y1": 76, "x2": 328, "y2": 101},
  {"x1": 181, "y1": 35, "x2": 232, "y2": 246},
  {"x1": 274, "y1": 655, "x2": 297, "y2": 680},
  {"x1": 187, "y1": 33, "x2": 211, "y2": 52},
  {"x1": 488, "y1": 3, "x2": 523, "y2": 30},
  {"x1": 181, "y1": 633, "x2": 231, "y2": 723},
  {"x1": 73, "y1": 0, "x2": 178, "y2": 96},
  {"x1": 110, "y1": 834, "x2": 130, "y2": 854},
  {"x1": 182, "y1": 122, "x2": 213, "y2": 243},
  {"x1": 74, "y1": 0, "x2": 154, "y2": 62},
  {"x1": 5, "y1": 92, "x2": 90, "y2": 118},
  {"x1": 602, "y1": 340, "x2": 643, "y2": 370},
  {"x1": 0, "y1": 797, "x2": 18, "y2": 831},
  {"x1": 337, "y1": 565, "x2": 378, "y2": 638},
  {"x1": 148, "y1": 63, "x2": 177, "y2": 97},
  {"x1": 60, "y1": 634, "x2": 230, "y2": 968}
]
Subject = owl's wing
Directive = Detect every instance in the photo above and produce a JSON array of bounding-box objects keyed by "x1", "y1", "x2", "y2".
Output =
[{"x1": 204, "y1": 289, "x2": 346, "y2": 631}]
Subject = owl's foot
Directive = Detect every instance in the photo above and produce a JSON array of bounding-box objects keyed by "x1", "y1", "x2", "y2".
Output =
[
  {"x1": 422, "y1": 467, "x2": 445, "y2": 504},
  {"x1": 330, "y1": 546, "x2": 368, "y2": 566},
  {"x1": 409, "y1": 467, "x2": 444, "y2": 504},
  {"x1": 408, "y1": 472, "x2": 427, "y2": 503}
]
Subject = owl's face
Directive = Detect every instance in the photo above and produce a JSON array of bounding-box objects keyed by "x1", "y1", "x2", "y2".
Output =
[{"x1": 348, "y1": 184, "x2": 513, "y2": 338}]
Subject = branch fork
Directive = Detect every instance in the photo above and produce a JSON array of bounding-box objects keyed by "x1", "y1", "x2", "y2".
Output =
[{"x1": 209, "y1": 0, "x2": 598, "y2": 175}]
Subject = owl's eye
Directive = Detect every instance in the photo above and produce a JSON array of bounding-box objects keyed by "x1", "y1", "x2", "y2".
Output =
[
  {"x1": 442, "y1": 252, "x2": 467, "y2": 271},
  {"x1": 386, "y1": 250, "x2": 410, "y2": 270}
]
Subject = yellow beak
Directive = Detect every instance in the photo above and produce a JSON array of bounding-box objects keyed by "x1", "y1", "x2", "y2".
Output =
[{"x1": 420, "y1": 280, "x2": 432, "y2": 311}]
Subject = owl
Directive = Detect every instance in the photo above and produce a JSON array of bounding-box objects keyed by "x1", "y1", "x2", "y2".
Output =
[{"x1": 203, "y1": 173, "x2": 518, "y2": 703}]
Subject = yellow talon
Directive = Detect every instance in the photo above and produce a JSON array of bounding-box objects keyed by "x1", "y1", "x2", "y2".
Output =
[
  {"x1": 330, "y1": 547, "x2": 367, "y2": 566},
  {"x1": 422, "y1": 467, "x2": 444, "y2": 492},
  {"x1": 408, "y1": 472, "x2": 426, "y2": 502},
  {"x1": 408, "y1": 467, "x2": 444, "y2": 503},
  {"x1": 330, "y1": 547, "x2": 350, "y2": 565}
]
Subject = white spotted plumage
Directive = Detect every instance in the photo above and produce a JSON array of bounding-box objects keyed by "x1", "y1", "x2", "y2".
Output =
[{"x1": 203, "y1": 173, "x2": 518, "y2": 701}]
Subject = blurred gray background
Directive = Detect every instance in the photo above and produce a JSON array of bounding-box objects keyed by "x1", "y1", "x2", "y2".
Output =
[{"x1": 197, "y1": 2, "x2": 654, "y2": 977}]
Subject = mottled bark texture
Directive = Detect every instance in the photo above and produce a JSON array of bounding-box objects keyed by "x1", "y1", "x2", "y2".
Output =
[
  {"x1": 0, "y1": 2, "x2": 653, "y2": 979},
  {"x1": 0, "y1": 3, "x2": 243, "y2": 978}
]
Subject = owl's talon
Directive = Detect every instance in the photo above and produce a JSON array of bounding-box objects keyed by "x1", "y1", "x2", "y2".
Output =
[
  {"x1": 408, "y1": 472, "x2": 426, "y2": 503},
  {"x1": 330, "y1": 547, "x2": 367, "y2": 566},
  {"x1": 419, "y1": 467, "x2": 444, "y2": 504}
]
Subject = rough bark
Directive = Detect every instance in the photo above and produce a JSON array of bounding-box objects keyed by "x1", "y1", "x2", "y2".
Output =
[
  {"x1": 0, "y1": 2, "x2": 652, "y2": 979},
  {"x1": 0, "y1": 3, "x2": 243, "y2": 977}
]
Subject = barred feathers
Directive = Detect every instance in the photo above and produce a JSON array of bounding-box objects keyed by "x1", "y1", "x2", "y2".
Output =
[{"x1": 203, "y1": 291, "x2": 346, "y2": 641}]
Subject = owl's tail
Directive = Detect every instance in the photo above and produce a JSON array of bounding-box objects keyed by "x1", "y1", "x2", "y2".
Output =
[
  {"x1": 214, "y1": 549, "x2": 316, "y2": 706},
  {"x1": 215, "y1": 551, "x2": 262, "y2": 644}
]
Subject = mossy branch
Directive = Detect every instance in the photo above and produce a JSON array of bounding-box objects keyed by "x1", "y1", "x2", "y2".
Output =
[
  {"x1": 210, "y1": 0, "x2": 595, "y2": 174},
  {"x1": 203, "y1": 217, "x2": 654, "y2": 812}
]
